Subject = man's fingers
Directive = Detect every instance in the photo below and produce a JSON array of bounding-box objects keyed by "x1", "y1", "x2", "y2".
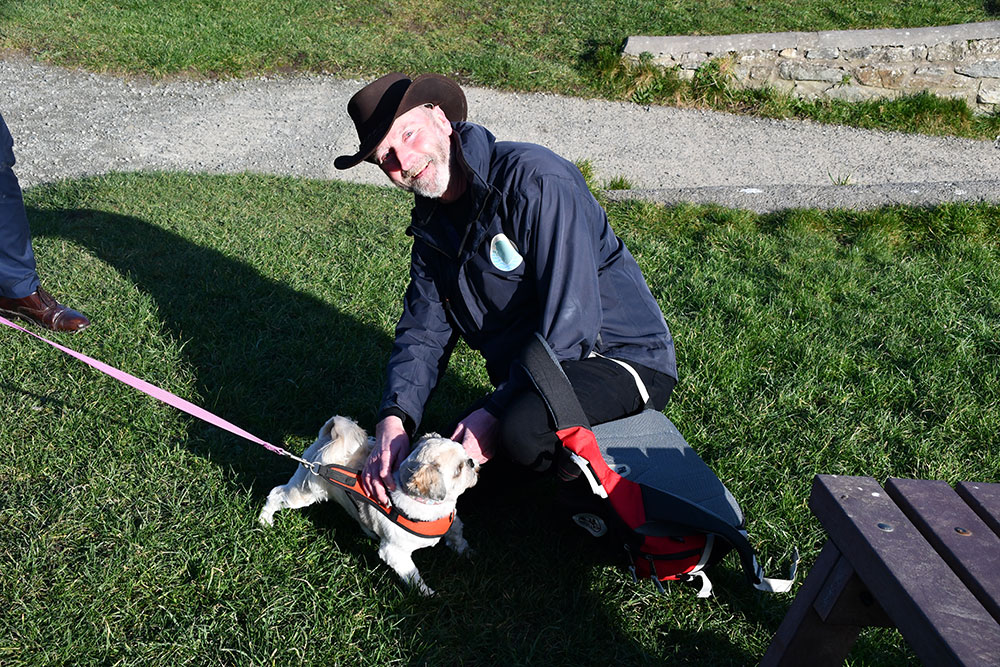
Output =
[
  {"x1": 364, "y1": 470, "x2": 389, "y2": 506},
  {"x1": 379, "y1": 453, "x2": 396, "y2": 493},
  {"x1": 360, "y1": 453, "x2": 389, "y2": 505}
]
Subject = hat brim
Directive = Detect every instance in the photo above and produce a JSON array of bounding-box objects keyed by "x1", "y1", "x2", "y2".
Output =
[{"x1": 334, "y1": 73, "x2": 468, "y2": 170}]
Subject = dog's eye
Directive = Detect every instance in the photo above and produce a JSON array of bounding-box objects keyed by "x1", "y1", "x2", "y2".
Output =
[{"x1": 454, "y1": 465, "x2": 463, "y2": 478}]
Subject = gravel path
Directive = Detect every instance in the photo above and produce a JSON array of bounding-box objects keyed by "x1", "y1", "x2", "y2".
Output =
[{"x1": 3, "y1": 55, "x2": 999, "y2": 212}]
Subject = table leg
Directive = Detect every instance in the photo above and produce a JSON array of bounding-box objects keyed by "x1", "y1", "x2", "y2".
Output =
[{"x1": 761, "y1": 540, "x2": 887, "y2": 666}]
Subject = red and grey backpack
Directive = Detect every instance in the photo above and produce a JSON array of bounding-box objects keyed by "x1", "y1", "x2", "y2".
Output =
[{"x1": 517, "y1": 334, "x2": 796, "y2": 597}]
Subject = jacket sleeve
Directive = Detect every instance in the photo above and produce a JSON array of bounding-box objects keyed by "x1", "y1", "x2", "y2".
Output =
[
  {"x1": 526, "y1": 170, "x2": 606, "y2": 359},
  {"x1": 378, "y1": 245, "x2": 457, "y2": 434}
]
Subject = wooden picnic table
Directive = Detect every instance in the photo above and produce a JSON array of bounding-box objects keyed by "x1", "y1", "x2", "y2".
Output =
[{"x1": 762, "y1": 474, "x2": 1000, "y2": 666}]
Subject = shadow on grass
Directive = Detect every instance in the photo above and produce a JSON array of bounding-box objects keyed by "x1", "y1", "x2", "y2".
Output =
[
  {"x1": 28, "y1": 206, "x2": 394, "y2": 482},
  {"x1": 25, "y1": 204, "x2": 748, "y2": 664},
  {"x1": 414, "y1": 482, "x2": 760, "y2": 664}
]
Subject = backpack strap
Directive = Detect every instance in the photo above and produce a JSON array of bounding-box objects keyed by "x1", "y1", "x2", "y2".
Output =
[{"x1": 516, "y1": 333, "x2": 590, "y2": 431}]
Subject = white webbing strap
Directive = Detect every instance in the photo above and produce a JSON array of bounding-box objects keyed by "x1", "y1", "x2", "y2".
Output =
[
  {"x1": 589, "y1": 352, "x2": 650, "y2": 405},
  {"x1": 687, "y1": 534, "x2": 717, "y2": 598},
  {"x1": 689, "y1": 571, "x2": 714, "y2": 598},
  {"x1": 569, "y1": 451, "x2": 608, "y2": 498},
  {"x1": 742, "y1": 530, "x2": 799, "y2": 593}
]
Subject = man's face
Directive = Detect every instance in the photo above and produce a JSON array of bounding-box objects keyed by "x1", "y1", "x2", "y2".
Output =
[{"x1": 373, "y1": 105, "x2": 453, "y2": 199}]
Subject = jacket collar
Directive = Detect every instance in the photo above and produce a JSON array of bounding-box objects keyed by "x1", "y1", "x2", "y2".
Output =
[{"x1": 408, "y1": 123, "x2": 499, "y2": 259}]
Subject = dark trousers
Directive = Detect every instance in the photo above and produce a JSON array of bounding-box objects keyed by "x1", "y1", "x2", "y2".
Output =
[
  {"x1": 0, "y1": 111, "x2": 40, "y2": 299},
  {"x1": 498, "y1": 356, "x2": 675, "y2": 473}
]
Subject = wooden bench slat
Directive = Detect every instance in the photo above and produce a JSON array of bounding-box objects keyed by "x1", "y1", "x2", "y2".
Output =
[
  {"x1": 956, "y1": 481, "x2": 1000, "y2": 538},
  {"x1": 810, "y1": 475, "x2": 1000, "y2": 666},
  {"x1": 886, "y1": 478, "x2": 1000, "y2": 626}
]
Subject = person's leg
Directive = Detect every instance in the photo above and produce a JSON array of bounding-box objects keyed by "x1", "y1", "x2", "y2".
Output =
[
  {"x1": 498, "y1": 356, "x2": 675, "y2": 474},
  {"x1": 0, "y1": 112, "x2": 90, "y2": 332},
  {"x1": 0, "y1": 113, "x2": 40, "y2": 299}
]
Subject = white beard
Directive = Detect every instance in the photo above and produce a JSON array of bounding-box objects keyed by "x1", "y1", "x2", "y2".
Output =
[{"x1": 402, "y1": 142, "x2": 451, "y2": 199}]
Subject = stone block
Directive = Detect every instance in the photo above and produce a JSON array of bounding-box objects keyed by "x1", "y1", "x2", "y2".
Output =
[
  {"x1": 841, "y1": 46, "x2": 874, "y2": 61},
  {"x1": 854, "y1": 65, "x2": 908, "y2": 88},
  {"x1": 753, "y1": 65, "x2": 778, "y2": 83},
  {"x1": 806, "y1": 47, "x2": 840, "y2": 60},
  {"x1": 769, "y1": 78, "x2": 797, "y2": 94},
  {"x1": 906, "y1": 71, "x2": 972, "y2": 92},
  {"x1": 914, "y1": 66, "x2": 952, "y2": 77},
  {"x1": 979, "y1": 81, "x2": 1000, "y2": 104},
  {"x1": 680, "y1": 52, "x2": 709, "y2": 70},
  {"x1": 779, "y1": 48, "x2": 798, "y2": 59},
  {"x1": 779, "y1": 60, "x2": 847, "y2": 83},
  {"x1": 928, "y1": 41, "x2": 970, "y2": 62},
  {"x1": 956, "y1": 60, "x2": 1000, "y2": 78},
  {"x1": 869, "y1": 44, "x2": 928, "y2": 63},
  {"x1": 732, "y1": 64, "x2": 775, "y2": 84},
  {"x1": 970, "y1": 38, "x2": 1000, "y2": 57},
  {"x1": 650, "y1": 54, "x2": 677, "y2": 67},
  {"x1": 791, "y1": 80, "x2": 829, "y2": 100}
]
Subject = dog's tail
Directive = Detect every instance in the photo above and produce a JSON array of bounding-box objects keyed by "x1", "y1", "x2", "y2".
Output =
[{"x1": 319, "y1": 415, "x2": 370, "y2": 467}]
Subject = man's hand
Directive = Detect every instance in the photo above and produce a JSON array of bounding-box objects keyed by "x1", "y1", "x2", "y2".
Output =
[
  {"x1": 361, "y1": 415, "x2": 411, "y2": 505},
  {"x1": 450, "y1": 407, "x2": 498, "y2": 464}
]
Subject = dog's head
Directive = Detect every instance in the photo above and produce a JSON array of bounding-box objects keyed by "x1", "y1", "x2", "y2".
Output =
[{"x1": 397, "y1": 434, "x2": 479, "y2": 503}]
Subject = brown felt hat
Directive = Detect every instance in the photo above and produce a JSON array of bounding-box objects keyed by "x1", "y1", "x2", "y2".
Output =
[{"x1": 334, "y1": 72, "x2": 467, "y2": 170}]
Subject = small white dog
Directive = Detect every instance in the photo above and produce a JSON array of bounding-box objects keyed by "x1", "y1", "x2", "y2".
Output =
[{"x1": 259, "y1": 415, "x2": 479, "y2": 595}]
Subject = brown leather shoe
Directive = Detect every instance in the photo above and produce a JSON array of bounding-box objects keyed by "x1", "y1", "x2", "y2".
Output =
[{"x1": 0, "y1": 287, "x2": 91, "y2": 332}]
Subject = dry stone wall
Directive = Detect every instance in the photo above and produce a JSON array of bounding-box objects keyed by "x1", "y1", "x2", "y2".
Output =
[{"x1": 624, "y1": 21, "x2": 1000, "y2": 112}]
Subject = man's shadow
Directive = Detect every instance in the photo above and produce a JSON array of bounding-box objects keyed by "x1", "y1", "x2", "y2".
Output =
[{"x1": 27, "y1": 204, "x2": 414, "y2": 489}]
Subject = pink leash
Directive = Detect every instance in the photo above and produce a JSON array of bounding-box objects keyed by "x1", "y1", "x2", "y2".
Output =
[{"x1": 1, "y1": 314, "x2": 314, "y2": 469}]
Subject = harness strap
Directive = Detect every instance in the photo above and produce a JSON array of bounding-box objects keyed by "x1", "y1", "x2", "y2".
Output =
[{"x1": 315, "y1": 463, "x2": 455, "y2": 539}]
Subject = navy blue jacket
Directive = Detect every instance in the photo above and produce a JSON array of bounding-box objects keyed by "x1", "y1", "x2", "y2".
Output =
[{"x1": 379, "y1": 122, "x2": 676, "y2": 432}]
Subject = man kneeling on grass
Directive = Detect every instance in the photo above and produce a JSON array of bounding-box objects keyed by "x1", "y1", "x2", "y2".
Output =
[{"x1": 333, "y1": 73, "x2": 677, "y2": 504}]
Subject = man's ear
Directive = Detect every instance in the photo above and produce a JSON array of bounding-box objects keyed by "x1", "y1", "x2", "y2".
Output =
[{"x1": 430, "y1": 104, "x2": 453, "y2": 136}]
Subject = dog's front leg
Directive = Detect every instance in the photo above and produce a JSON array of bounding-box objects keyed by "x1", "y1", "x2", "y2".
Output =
[
  {"x1": 378, "y1": 543, "x2": 435, "y2": 596},
  {"x1": 443, "y1": 516, "x2": 472, "y2": 557}
]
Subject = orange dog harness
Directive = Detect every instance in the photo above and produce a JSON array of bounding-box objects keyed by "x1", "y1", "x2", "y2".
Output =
[{"x1": 314, "y1": 463, "x2": 456, "y2": 538}]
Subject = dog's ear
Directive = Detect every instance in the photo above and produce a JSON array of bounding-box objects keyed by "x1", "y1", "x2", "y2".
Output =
[{"x1": 399, "y1": 460, "x2": 447, "y2": 501}]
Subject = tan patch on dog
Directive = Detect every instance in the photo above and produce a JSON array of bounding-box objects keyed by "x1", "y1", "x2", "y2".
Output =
[{"x1": 401, "y1": 460, "x2": 446, "y2": 501}]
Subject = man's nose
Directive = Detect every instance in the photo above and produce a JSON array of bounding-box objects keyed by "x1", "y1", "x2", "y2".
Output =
[{"x1": 394, "y1": 144, "x2": 419, "y2": 174}]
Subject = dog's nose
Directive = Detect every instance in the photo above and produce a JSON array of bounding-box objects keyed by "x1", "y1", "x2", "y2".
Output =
[{"x1": 466, "y1": 458, "x2": 475, "y2": 468}]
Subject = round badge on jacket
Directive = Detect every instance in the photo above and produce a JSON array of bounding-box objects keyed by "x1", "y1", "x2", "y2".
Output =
[{"x1": 489, "y1": 233, "x2": 523, "y2": 272}]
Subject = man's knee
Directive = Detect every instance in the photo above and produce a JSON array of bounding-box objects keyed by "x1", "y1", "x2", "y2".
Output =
[{"x1": 498, "y1": 392, "x2": 559, "y2": 472}]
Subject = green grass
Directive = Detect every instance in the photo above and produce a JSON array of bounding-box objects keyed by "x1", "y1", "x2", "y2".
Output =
[
  {"x1": 2, "y1": 172, "x2": 998, "y2": 665},
  {"x1": 2, "y1": 0, "x2": 999, "y2": 138}
]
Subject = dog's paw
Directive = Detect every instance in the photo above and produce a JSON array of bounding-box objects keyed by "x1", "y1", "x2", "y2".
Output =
[
  {"x1": 448, "y1": 538, "x2": 474, "y2": 558},
  {"x1": 257, "y1": 511, "x2": 275, "y2": 527}
]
